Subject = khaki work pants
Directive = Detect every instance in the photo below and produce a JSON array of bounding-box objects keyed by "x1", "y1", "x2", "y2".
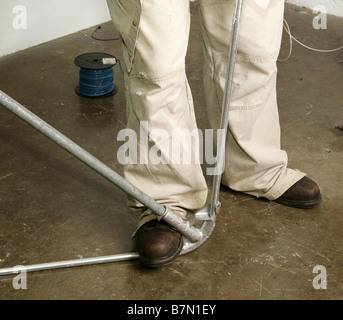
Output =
[{"x1": 106, "y1": 0, "x2": 305, "y2": 227}]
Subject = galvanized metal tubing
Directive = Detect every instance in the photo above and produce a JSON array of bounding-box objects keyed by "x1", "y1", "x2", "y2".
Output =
[
  {"x1": 0, "y1": 0, "x2": 243, "y2": 275},
  {"x1": 0, "y1": 89, "x2": 201, "y2": 275},
  {"x1": 209, "y1": 0, "x2": 243, "y2": 219},
  {"x1": 0, "y1": 90, "x2": 202, "y2": 243},
  {"x1": 0, "y1": 253, "x2": 140, "y2": 276}
]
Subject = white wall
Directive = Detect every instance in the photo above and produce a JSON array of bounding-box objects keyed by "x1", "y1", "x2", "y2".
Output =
[
  {"x1": 286, "y1": 0, "x2": 343, "y2": 17},
  {"x1": 0, "y1": 0, "x2": 342, "y2": 57},
  {"x1": 0, "y1": 0, "x2": 111, "y2": 57}
]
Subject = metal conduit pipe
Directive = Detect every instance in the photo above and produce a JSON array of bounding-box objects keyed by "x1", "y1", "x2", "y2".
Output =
[
  {"x1": 0, "y1": 0, "x2": 243, "y2": 275},
  {"x1": 0, "y1": 90, "x2": 202, "y2": 243}
]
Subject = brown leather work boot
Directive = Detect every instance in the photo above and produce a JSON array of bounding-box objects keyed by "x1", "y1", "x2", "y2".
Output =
[
  {"x1": 136, "y1": 220, "x2": 183, "y2": 268},
  {"x1": 274, "y1": 176, "x2": 322, "y2": 209}
]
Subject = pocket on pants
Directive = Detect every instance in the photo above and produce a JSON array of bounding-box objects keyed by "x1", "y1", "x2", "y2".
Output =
[
  {"x1": 211, "y1": 52, "x2": 277, "y2": 112},
  {"x1": 106, "y1": 0, "x2": 141, "y2": 72}
]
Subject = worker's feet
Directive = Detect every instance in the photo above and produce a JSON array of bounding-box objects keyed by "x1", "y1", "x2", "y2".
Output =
[
  {"x1": 135, "y1": 177, "x2": 321, "y2": 268},
  {"x1": 136, "y1": 220, "x2": 183, "y2": 268},
  {"x1": 274, "y1": 176, "x2": 322, "y2": 209}
]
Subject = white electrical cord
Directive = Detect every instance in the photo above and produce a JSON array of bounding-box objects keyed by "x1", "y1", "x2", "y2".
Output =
[{"x1": 278, "y1": 19, "x2": 343, "y2": 62}]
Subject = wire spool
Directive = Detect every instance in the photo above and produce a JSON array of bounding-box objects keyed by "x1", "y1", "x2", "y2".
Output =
[{"x1": 74, "y1": 52, "x2": 118, "y2": 98}]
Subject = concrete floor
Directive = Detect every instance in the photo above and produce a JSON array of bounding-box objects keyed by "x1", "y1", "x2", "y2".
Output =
[{"x1": 0, "y1": 3, "x2": 343, "y2": 300}]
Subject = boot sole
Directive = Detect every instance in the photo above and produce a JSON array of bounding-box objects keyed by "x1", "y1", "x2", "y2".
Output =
[{"x1": 274, "y1": 194, "x2": 322, "y2": 209}]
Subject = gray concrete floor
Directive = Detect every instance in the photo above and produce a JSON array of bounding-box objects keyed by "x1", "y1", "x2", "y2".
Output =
[{"x1": 0, "y1": 3, "x2": 343, "y2": 300}]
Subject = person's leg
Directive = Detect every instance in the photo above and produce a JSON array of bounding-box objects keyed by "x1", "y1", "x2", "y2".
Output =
[
  {"x1": 198, "y1": 0, "x2": 321, "y2": 206},
  {"x1": 107, "y1": 0, "x2": 208, "y2": 266}
]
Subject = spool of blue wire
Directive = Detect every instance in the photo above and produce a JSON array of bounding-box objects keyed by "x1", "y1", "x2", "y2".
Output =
[{"x1": 74, "y1": 52, "x2": 118, "y2": 98}]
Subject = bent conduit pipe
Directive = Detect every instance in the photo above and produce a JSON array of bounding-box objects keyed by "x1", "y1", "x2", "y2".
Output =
[
  {"x1": 0, "y1": 90, "x2": 205, "y2": 276},
  {"x1": 209, "y1": 0, "x2": 243, "y2": 220},
  {"x1": 0, "y1": 90, "x2": 202, "y2": 242},
  {"x1": 0, "y1": 89, "x2": 218, "y2": 275},
  {"x1": 0, "y1": 0, "x2": 243, "y2": 276}
]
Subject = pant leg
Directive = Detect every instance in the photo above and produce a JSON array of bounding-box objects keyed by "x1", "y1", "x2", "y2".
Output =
[
  {"x1": 198, "y1": 0, "x2": 305, "y2": 200},
  {"x1": 107, "y1": 0, "x2": 208, "y2": 226}
]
